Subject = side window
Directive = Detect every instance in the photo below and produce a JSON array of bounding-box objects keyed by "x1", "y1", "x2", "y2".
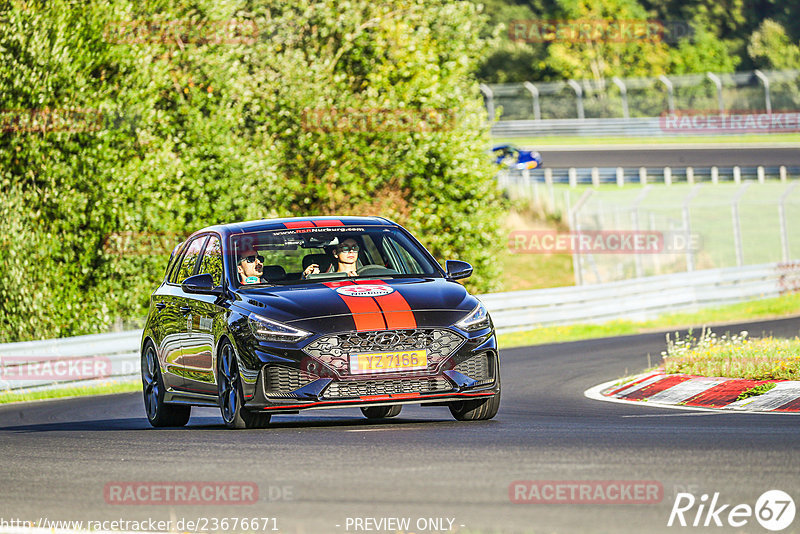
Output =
[
  {"x1": 198, "y1": 235, "x2": 223, "y2": 286},
  {"x1": 164, "y1": 243, "x2": 184, "y2": 281},
  {"x1": 361, "y1": 235, "x2": 384, "y2": 266},
  {"x1": 382, "y1": 235, "x2": 431, "y2": 274},
  {"x1": 174, "y1": 236, "x2": 208, "y2": 283},
  {"x1": 395, "y1": 244, "x2": 423, "y2": 273},
  {"x1": 168, "y1": 244, "x2": 186, "y2": 284}
]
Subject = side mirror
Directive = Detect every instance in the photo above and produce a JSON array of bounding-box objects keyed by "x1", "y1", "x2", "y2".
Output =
[
  {"x1": 445, "y1": 260, "x2": 473, "y2": 280},
  {"x1": 181, "y1": 273, "x2": 222, "y2": 296}
]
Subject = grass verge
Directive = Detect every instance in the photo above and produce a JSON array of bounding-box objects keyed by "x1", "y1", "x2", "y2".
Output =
[
  {"x1": 499, "y1": 208, "x2": 573, "y2": 292},
  {"x1": 662, "y1": 329, "x2": 800, "y2": 380},
  {"x1": 737, "y1": 382, "x2": 777, "y2": 400},
  {"x1": 0, "y1": 381, "x2": 139, "y2": 405},
  {"x1": 497, "y1": 292, "x2": 800, "y2": 349}
]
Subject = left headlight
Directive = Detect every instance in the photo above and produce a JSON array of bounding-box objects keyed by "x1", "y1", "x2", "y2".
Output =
[
  {"x1": 248, "y1": 312, "x2": 312, "y2": 343},
  {"x1": 454, "y1": 302, "x2": 492, "y2": 332}
]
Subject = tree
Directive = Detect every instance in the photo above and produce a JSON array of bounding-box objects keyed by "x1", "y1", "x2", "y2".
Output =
[
  {"x1": 0, "y1": 0, "x2": 503, "y2": 341},
  {"x1": 542, "y1": 0, "x2": 672, "y2": 81},
  {"x1": 747, "y1": 19, "x2": 800, "y2": 70},
  {"x1": 667, "y1": 21, "x2": 740, "y2": 74}
]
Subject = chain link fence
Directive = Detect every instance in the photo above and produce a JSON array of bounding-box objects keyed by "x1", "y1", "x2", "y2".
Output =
[
  {"x1": 502, "y1": 172, "x2": 800, "y2": 285},
  {"x1": 483, "y1": 69, "x2": 800, "y2": 121}
]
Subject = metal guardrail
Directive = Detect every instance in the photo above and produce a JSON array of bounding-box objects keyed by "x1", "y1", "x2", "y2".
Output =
[
  {"x1": 491, "y1": 116, "x2": 800, "y2": 138},
  {"x1": 481, "y1": 262, "x2": 798, "y2": 333},
  {"x1": 0, "y1": 331, "x2": 142, "y2": 392},
  {"x1": 498, "y1": 165, "x2": 800, "y2": 187},
  {"x1": 492, "y1": 117, "x2": 671, "y2": 137},
  {"x1": 1, "y1": 262, "x2": 797, "y2": 392}
]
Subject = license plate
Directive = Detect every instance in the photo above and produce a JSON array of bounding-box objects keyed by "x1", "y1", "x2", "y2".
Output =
[{"x1": 349, "y1": 349, "x2": 428, "y2": 375}]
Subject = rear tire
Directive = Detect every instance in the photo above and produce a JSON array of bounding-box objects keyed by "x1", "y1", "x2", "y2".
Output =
[
  {"x1": 448, "y1": 380, "x2": 501, "y2": 421},
  {"x1": 217, "y1": 340, "x2": 271, "y2": 429},
  {"x1": 361, "y1": 405, "x2": 402, "y2": 419},
  {"x1": 141, "y1": 341, "x2": 191, "y2": 427}
]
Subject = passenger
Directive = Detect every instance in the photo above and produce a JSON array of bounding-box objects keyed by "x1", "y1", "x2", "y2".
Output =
[
  {"x1": 237, "y1": 249, "x2": 264, "y2": 284},
  {"x1": 302, "y1": 238, "x2": 360, "y2": 278}
]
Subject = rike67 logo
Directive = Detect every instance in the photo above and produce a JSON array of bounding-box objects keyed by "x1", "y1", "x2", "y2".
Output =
[{"x1": 668, "y1": 490, "x2": 795, "y2": 531}]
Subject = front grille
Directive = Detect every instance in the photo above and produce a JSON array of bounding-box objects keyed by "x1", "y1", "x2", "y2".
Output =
[
  {"x1": 323, "y1": 377, "x2": 453, "y2": 398},
  {"x1": 454, "y1": 352, "x2": 493, "y2": 385},
  {"x1": 303, "y1": 328, "x2": 464, "y2": 375},
  {"x1": 264, "y1": 366, "x2": 319, "y2": 397}
]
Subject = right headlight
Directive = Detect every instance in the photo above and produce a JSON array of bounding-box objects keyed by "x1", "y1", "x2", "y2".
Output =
[
  {"x1": 248, "y1": 312, "x2": 312, "y2": 343},
  {"x1": 454, "y1": 302, "x2": 492, "y2": 332}
]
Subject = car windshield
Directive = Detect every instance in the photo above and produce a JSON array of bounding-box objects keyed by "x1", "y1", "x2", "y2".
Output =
[{"x1": 229, "y1": 225, "x2": 442, "y2": 286}]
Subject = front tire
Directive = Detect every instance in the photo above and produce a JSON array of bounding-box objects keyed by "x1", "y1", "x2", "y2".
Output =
[
  {"x1": 361, "y1": 405, "x2": 402, "y2": 419},
  {"x1": 141, "y1": 341, "x2": 190, "y2": 427},
  {"x1": 217, "y1": 340, "x2": 271, "y2": 429},
  {"x1": 448, "y1": 379, "x2": 501, "y2": 421}
]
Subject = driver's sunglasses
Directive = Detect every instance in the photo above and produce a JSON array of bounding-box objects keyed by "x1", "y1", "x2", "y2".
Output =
[
  {"x1": 337, "y1": 244, "x2": 359, "y2": 253},
  {"x1": 241, "y1": 254, "x2": 264, "y2": 263}
]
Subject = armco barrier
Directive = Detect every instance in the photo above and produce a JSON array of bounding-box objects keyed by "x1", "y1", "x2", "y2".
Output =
[
  {"x1": 492, "y1": 117, "x2": 667, "y2": 138},
  {"x1": 0, "y1": 262, "x2": 796, "y2": 392},
  {"x1": 491, "y1": 116, "x2": 800, "y2": 138},
  {"x1": 0, "y1": 331, "x2": 142, "y2": 392},
  {"x1": 498, "y1": 165, "x2": 800, "y2": 186},
  {"x1": 481, "y1": 262, "x2": 794, "y2": 333}
]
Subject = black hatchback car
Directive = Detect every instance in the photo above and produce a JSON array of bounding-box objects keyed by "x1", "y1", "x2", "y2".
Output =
[{"x1": 141, "y1": 216, "x2": 500, "y2": 428}]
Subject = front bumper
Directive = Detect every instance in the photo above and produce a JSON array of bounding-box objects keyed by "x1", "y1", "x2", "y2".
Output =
[{"x1": 240, "y1": 328, "x2": 499, "y2": 414}]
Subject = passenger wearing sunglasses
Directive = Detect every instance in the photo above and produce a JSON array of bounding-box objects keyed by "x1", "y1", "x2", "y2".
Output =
[
  {"x1": 237, "y1": 249, "x2": 265, "y2": 284},
  {"x1": 302, "y1": 238, "x2": 360, "y2": 278}
]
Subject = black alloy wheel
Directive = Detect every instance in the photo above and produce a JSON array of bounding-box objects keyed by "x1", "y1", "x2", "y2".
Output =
[
  {"x1": 217, "y1": 340, "x2": 271, "y2": 429},
  {"x1": 142, "y1": 341, "x2": 190, "y2": 427}
]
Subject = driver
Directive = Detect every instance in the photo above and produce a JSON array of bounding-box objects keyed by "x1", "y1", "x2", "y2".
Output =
[
  {"x1": 303, "y1": 238, "x2": 359, "y2": 278},
  {"x1": 237, "y1": 249, "x2": 265, "y2": 284}
]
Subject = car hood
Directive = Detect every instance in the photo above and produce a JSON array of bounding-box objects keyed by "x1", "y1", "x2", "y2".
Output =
[{"x1": 234, "y1": 277, "x2": 478, "y2": 333}]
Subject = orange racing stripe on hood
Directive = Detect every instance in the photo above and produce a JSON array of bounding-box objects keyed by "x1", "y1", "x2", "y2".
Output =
[
  {"x1": 354, "y1": 280, "x2": 417, "y2": 329},
  {"x1": 322, "y1": 281, "x2": 387, "y2": 331}
]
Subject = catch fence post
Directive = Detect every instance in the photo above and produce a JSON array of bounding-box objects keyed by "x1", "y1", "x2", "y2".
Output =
[
  {"x1": 683, "y1": 185, "x2": 703, "y2": 272},
  {"x1": 731, "y1": 183, "x2": 751, "y2": 267},
  {"x1": 779, "y1": 182, "x2": 799, "y2": 262}
]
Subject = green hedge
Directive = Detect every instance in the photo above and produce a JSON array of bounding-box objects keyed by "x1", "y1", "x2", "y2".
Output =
[{"x1": 0, "y1": 0, "x2": 504, "y2": 342}]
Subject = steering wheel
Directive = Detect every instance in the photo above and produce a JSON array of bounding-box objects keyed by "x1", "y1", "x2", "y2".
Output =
[{"x1": 356, "y1": 265, "x2": 399, "y2": 275}]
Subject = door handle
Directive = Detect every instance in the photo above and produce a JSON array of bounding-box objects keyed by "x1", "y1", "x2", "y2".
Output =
[
  {"x1": 155, "y1": 302, "x2": 167, "y2": 311},
  {"x1": 180, "y1": 306, "x2": 191, "y2": 314}
]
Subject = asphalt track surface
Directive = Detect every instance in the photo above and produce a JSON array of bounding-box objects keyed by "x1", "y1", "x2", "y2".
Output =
[
  {"x1": 537, "y1": 146, "x2": 800, "y2": 168},
  {"x1": 2, "y1": 316, "x2": 800, "y2": 534}
]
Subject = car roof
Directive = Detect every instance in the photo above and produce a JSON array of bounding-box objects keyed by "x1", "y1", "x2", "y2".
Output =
[{"x1": 188, "y1": 216, "x2": 398, "y2": 240}]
